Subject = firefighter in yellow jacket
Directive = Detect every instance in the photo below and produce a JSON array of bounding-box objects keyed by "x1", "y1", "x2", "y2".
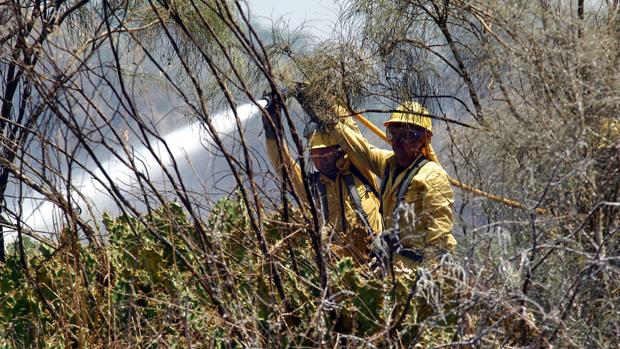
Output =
[
  {"x1": 326, "y1": 101, "x2": 457, "y2": 266},
  {"x1": 261, "y1": 92, "x2": 383, "y2": 264}
]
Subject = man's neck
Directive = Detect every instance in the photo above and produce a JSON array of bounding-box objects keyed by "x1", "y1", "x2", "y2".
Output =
[{"x1": 395, "y1": 153, "x2": 424, "y2": 176}]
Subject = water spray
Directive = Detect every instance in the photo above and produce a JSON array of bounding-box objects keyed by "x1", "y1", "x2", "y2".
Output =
[{"x1": 19, "y1": 101, "x2": 267, "y2": 236}]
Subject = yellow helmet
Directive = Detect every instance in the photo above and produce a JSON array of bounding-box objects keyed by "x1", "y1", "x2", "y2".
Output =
[
  {"x1": 307, "y1": 105, "x2": 361, "y2": 149},
  {"x1": 383, "y1": 101, "x2": 432, "y2": 133},
  {"x1": 309, "y1": 130, "x2": 339, "y2": 149}
]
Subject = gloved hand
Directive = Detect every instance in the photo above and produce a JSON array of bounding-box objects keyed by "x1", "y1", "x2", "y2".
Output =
[
  {"x1": 261, "y1": 87, "x2": 289, "y2": 139},
  {"x1": 367, "y1": 249, "x2": 384, "y2": 272},
  {"x1": 370, "y1": 232, "x2": 387, "y2": 258},
  {"x1": 369, "y1": 230, "x2": 425, "y2": 266},
  {"x1": 262, "y1": 86, "x2": 290, "y2": 109},
  {"x1": 368, "y1": 231, "x2": 392, "y2": 268}
]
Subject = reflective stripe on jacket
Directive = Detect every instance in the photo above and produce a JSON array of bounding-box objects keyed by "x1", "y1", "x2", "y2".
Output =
[{"x1": 329, "y1": 119, "x2": 457, "y2": 252}]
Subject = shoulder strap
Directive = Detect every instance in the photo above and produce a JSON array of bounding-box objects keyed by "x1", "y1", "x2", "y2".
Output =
[
  {"x1": 395, "y1": 157, "x2": 429, "y2": 209},
  {"x1": 309, "y1": 172, "x2": 329, "y2": 223},
  {"x1": 343, "y1": 174, "x2": 374, "y2": 238},
  {"x1": 379, "y1": 165, "x2": 391, "y2": 200},
  {"x1": 349, "y1": 165, "x2": 379, "y2": 198},
  {"x1": 378, "y1": 164, "x2": 391, "y2": 216}
]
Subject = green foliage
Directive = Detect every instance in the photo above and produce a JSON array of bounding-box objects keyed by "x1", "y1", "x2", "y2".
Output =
[
  {"x1": 0, "y1": 197, "x2": 462, "y2": 347},
  {"x1": 0, "y1": 203, "x2": 213, "y2": 347}
]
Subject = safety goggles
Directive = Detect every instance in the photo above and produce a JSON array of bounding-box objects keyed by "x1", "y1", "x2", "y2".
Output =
[
  {"x1": 310, "y1": 146, "x2": 340, "y2": 159},
  {"x1": 386, "y1": 126, "x2": 425, "y2": 143}
]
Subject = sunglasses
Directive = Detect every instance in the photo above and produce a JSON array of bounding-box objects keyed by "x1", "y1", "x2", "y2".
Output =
[
  {"x1": 386, "y1": 127, "x2": 425, "y2": 143},
  {"x1": 310, "y1": 147, "x2": 340, "y2": 158}
]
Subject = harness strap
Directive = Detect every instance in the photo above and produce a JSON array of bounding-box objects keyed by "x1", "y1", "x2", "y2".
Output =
[
  {"x1": 343, "y1": 174, "x2": 374, "y2": 238},
  {"x1": 379, "y1": 156, "x2": 428, "y2": 217},
  {"x1": 309, "y1": 172, "x2": 329, "y2": 223},
  {"x1": 338, "y1": 179, "x2": 348, "y2": 232},
  {"x1": 389, "y1": 157, "x2": 428, "y2": 263},
  {"x1": 395, "y1": 157, "x2": 429, "y2": 210},
  {"x1": 349, "y1": 165, "x2": 379, "y2": 198},
  {"x1": 379, "y1": 165, "x2": 391, "y2": 216},
  {"x1": 310, "y1": 166, "x2": 379, "y2": 237}
]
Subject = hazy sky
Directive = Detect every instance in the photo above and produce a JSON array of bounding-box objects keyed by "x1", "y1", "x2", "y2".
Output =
[{"x1": 247, "y1": 0, "x2": 341, "y2": 39}]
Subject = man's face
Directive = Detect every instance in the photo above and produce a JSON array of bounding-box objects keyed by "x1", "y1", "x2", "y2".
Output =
[
  {"x1": 386, "y1": 124, "x2": 429, "y2": 167},
  {"x1": 310, "y1": 145, "x2": 341, "y2": 178}
]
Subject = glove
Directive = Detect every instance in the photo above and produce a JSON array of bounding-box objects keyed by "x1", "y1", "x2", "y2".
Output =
[
  {"x1": 369, "y1": 230, "x2": 425, "y2": 265},
  {"x1": 262, "y1": 87, "x2": 289, "y2": 109},
  {"x1": 368, "y1": 231, "x2": 391, "y2": 265},
  {"x1": 368, "y1": 231, "x2": 397, "y2": 274},
  {"x1": 367, "y1": 251, "x2": 384, "y2": 275},
  {"x1": 261, "y1": 87, "x2": 289, "y2": 139}
]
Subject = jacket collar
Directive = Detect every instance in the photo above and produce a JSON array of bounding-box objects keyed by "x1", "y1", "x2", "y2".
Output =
[{"x1": 387, "y1": 153, "x2": 425, "y2": 190}]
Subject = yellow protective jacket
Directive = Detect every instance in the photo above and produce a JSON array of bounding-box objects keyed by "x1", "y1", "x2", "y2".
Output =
[
  {"x1": 265, "y1": 138, "x2": 383, "y2": 263},
  {"x1": 329, "y1": 120, "x2": 457, "y2": 252}
]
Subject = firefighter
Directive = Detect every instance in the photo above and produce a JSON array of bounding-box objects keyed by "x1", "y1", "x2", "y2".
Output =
[
  {"x1": 323, "y1": 101, "x2": 457, "y2": 267},
  {"x1": 312, "y1": 101, "x2": 462, "y2": 343},
  {"x1": 261, "y1": 92, "x2": 383, "y2": 264}
]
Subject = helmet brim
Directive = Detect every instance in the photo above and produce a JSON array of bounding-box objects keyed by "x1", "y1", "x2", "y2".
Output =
[{"x1": 384, "y1": 120, "x2": 433, "y2": 135}]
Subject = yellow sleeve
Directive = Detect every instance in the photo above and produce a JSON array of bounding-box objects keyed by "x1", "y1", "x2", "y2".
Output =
[
  {"x1": 265, "y1": 138, "x2": 308, "y2": 203},
  {"x1": 331, "y1": 119, "x2": 393, "y2": 178},
  {"x1": 412, "y1": 163, "x2": 457, "y2": 251}
]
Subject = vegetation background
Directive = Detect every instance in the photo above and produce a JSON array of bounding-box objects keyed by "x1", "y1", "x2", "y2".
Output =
[{"x1": 0, "y1": 0, "x2": 617, "y2": 347}]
